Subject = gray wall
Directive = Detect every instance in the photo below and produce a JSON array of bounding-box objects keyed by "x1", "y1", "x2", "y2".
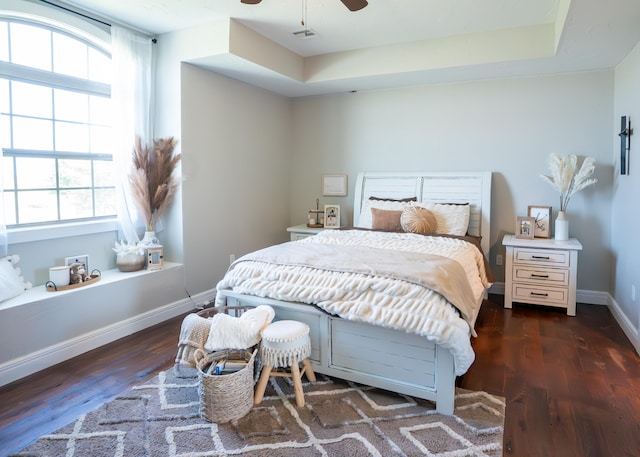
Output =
[{"x1": 289, "y1": 71, "x2": 614, "y2": 292}]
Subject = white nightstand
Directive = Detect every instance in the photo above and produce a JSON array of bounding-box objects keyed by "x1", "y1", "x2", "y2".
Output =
[
  {"x1": 287, "y1": 224, "x2": 325, "y2": 241},
  {"x1": 502, "y1": 234, "x2": 583, "y2": 316}
]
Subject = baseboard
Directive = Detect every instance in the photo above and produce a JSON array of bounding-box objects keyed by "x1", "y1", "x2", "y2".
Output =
[
  {"x1": 0, "y1": 297, "x2": 197, "y2": 387},
  {"x1": 606, "y1": 293, "x2": 640, "y2": 355}
]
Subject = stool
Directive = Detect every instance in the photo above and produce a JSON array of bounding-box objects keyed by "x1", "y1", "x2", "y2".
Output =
[{"x1": 254, "y1": 320, "x2": 316, "y2": 407}]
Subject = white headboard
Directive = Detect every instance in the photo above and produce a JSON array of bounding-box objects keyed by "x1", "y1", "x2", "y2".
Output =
[{"x1": 353, "y1": 171, "x2": 492, "y2": 256}]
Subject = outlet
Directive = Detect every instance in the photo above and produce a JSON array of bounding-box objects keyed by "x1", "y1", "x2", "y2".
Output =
[
  {"x1": 229, "y1": 254, "x2": 236, "y2": 265},
  {"x1": 632, "y1": 285, "x2": 636, "y2": 302},
  {"x1": 496, "y1": 254, "x2": 503, "y2": 266}
]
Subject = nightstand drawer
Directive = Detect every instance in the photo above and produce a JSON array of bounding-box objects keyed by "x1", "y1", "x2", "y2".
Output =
[
  {"x1": 511, "y1": 283, "x2": 568, "y2": 306},
  {"x1": 513, "y1": 248, "x2": 570, "y2": 267},
  {"x1": 513, "y1": 266, "x2": 569, "y2": 286}
]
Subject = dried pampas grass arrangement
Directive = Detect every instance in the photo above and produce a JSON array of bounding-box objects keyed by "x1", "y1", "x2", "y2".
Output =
[
  {"x1": 130, "y1": 136, "x2": 181, "y2": 231},
  {"x1": 540, "y1": 153, "x2": 597, "y2": 211}
]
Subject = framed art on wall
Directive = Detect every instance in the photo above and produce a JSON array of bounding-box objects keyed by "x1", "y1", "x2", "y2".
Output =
[
  {"x1": 322, "y1": 174, "x2": 348, "y2": 196},
  {"x1": 516, "y1": 216, "x2": 535, "y2": 239},
  {"x1": 528, "y1": 205, "x2": 552, "y2": 238},
  {"x1": 324, "y1": 205, "x2": 340, "y2": 228}
]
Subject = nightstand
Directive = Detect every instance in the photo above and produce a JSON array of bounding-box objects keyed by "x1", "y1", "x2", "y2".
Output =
[
  {"x1": 502, "y1": 234, "x2": 583, "y2": 316},
  {"x1": 287, "y1": 224, "x2": 325, "y2": 241}
]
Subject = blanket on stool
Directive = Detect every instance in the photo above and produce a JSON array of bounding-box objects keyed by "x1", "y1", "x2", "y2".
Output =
[{"x1": 175, "y1": 313, "x2": 211, "y2": 366}]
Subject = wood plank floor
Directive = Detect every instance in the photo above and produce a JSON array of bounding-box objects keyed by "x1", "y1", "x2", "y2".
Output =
[{"x1": 1, "y1": 296, "x2": 639, "y2": 456}]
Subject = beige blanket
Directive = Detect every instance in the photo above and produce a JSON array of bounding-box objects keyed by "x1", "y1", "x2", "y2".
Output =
[{"x1": 232, "y1": 241, "x2": 477, "y2": 327}]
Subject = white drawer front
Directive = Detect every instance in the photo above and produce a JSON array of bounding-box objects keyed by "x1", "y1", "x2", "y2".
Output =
[
  {"x1": 513, "y1": 266, "x2": 569, "y2": 286},
  {"x1": 512, "y1": 283, "x2": 568, "y2": 306},
  {"x1": 513, "y1": 248, "x2": 570, "y2": 267}
]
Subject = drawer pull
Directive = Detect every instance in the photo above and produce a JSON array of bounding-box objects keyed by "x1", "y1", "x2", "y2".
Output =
[
  {"x1": 531, "y1": 274, "x2": 549, "y2": 279},
  {"x1": 531, "y1": 255, "x2": 550, "y2": 260},
  {"x1": 530, "y1": 292, "x2": 549, "y2": 297}
]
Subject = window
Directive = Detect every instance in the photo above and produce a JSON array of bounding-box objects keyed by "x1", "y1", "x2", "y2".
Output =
[{"x1": 0, "y1": 17, "x2": 115, "y2": 228}]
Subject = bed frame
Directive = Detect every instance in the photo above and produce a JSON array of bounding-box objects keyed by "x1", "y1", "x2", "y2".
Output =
[{"x1": 220, "y1": 171, "x2": 492, "y2": 414}]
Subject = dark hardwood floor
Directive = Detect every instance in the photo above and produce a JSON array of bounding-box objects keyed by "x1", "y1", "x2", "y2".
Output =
[{"x1": 1, "y1": 296, "x2": 639, "y2": 456}]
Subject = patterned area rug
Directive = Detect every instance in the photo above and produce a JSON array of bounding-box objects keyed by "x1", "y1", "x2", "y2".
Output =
[{"x1": 12, "y1": 366, "x2": 504, "y2": 456}]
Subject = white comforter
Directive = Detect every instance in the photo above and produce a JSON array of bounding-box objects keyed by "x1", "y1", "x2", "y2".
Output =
[{"x1": 216, "y1": 229, "x2": 492, "y2": 375}]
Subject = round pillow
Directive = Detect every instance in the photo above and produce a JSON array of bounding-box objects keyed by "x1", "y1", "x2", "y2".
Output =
[{"x1": 400, "y1": 206, "x2": 438, "y2": 234}]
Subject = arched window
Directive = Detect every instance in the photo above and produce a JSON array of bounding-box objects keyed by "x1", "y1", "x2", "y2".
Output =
[{"x1": 0, "y1": 16, "x2": 115, "y2": 227}]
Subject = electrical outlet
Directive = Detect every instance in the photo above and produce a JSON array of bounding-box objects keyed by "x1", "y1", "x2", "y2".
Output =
[{"x1": 496, "y1": 254, "x2": 503, "y2": 266}]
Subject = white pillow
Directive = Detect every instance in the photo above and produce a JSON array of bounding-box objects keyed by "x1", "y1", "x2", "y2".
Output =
[
  {"x1": 0, "y1": 255, "x2": 32, "y2": 303},
  {"x1": 414, "y1": 203, "x2": 470, "y2": 236},
  {"x1": 357, "y1": 199, "x2": 416, "y2": 229},
  {"x1": 204, "y1": 305, "x2": 275, "y2": 351}
]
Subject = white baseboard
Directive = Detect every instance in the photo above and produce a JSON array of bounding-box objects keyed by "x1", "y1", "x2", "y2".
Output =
[
  {"x1": 606, "y1": 293, "x2": 640, "y2": 355},
  {"x1": 0, "y1": 297, "x2": 196, "y2": 387}
]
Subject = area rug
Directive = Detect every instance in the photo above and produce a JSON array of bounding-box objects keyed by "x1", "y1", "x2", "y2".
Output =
[{"x1": 11, "y1": 366, "x2": 505, "y2": 456}]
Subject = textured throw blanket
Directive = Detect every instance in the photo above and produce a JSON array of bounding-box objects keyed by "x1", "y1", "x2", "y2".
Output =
[{"x1": 216, "y1": 230, "x2": 492, "y2": 375}]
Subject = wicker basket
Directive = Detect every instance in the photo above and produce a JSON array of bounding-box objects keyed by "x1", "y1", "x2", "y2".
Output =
[
  {"x1": 194, "y1": 347, "x2": 258, "y2": 423},
  {"x1": 196, "y1": 305, "x2": 255, "y2": 319}
]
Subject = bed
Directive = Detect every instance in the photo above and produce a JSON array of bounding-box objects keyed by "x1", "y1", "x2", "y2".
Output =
[{"x1": 215, "y1": 171, "x2": 492, "y2": 414}]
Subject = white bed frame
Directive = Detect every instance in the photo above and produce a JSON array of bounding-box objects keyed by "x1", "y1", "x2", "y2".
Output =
[{"x1": 220, "y1": 171, "x2": 492, "y2": 414}]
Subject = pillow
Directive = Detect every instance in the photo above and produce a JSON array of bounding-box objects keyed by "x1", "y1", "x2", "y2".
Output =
[
  {"x1": 356, "y1": 198, "x2": 416, "y2": 229},
  {"x1": 371, "y1": 208, "x2": 403, "y2": 232},
  {"x1": 204, "y1": 305, "x2": 275, "y2": 351},
  {"x1": 400, "y1": 206, "x2": 438, "y2": 234},
  {"x1": 0, "y1": 255, "x2": 32, "y2": 303},
  {"x1": 415, "y1": 203, "x2": 470, "y2": 236}
]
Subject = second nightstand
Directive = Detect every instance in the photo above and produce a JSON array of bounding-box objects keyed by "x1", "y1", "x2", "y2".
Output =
[
  {"x1": 286, "y1": 224, "x2": 325, "y2": 241},
  {"x1": 503, "y1": 234, "x2": 583, "y2": 316}
]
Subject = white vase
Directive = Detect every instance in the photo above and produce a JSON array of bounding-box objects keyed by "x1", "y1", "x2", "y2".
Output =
[
  {"x1": 555, "y1": 211, "x2": 569, "y2": 241},
  {"x1": 140, "y1": 230, "x2": 159, "y2": 246}
]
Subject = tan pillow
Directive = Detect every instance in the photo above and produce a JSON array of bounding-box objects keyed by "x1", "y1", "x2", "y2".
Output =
[
  {"x1": 401, "y1": 206, "x2": 438, "y2": 234},
  {"x1": 371, "y1": 208, "x2": 403, "y2": 232}
]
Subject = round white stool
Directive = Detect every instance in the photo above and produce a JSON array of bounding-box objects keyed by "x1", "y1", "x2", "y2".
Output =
[{"x1": 254, "y1": 320, "x2": 316, "y2": 407}]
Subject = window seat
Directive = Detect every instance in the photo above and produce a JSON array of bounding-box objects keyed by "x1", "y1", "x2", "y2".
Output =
[{"x1": 0, "y1": 262, "x2": 191, "y2": 387}]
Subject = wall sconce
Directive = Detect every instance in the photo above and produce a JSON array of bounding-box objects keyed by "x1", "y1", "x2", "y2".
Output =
[{"x1": 619, "y1": 116, "x2": 632, "y2": 175}]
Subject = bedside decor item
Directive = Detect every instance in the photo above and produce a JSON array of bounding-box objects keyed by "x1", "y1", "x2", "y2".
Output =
[
  {"x1": 324, "y1": 204, "x2": 340, "y2": 228},
  {"x1": 516, "y1": 216, "x2": 535, "y2": 239},
  {"x1": 540, "y1": 153, "x2": 598, "y2": 241},
  {"x1": 527, "y1": 205, "x2": 552, "y2": 238},
  {"x1": 307, "y1": 198, "x2": 324, "y2": 228},
  {"x1": 322, "y1": 174, "x2": 348, "y2": 196},
  {"x1": 129, "y1": 136, "x2": 182, "y2": 235}
]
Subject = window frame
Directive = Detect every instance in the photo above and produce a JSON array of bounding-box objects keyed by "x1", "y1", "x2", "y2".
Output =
[{"x1": 1, "y1": 14, "x2": 117, "y2": 240}]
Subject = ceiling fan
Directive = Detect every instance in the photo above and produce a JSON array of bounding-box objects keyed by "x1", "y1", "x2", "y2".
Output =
[{"x1": 240, "y1": 0, "x2": 368, "y2": 12}]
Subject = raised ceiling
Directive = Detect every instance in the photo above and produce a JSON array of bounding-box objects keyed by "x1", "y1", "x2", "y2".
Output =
[{"x1": 63, "y1": 0, "x2": 640, "y2": 97}]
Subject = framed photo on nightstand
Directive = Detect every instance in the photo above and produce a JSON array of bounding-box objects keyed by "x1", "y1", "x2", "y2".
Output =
[
  {"x1": 324, "y1": 205, "x2": 340, "y2": 228},
  {"x1": 516, "y1": 216, "x2": 535, "y2": 239},
  {"x1": 528, "y1": 205, "x2": 552, "y2": 238}
]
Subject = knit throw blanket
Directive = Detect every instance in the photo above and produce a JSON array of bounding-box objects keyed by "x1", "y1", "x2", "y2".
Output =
[{"x1": 175, "y1": 314, "x2": 211, "y2": 366}]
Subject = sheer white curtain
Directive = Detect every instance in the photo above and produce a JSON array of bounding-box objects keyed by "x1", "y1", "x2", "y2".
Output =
[
  {"x1": 0, "y1": 153, "x2": 6, "y2": 258},
  {"x1": 111, "y1": 25, "x2": 155, "y2": 244}
]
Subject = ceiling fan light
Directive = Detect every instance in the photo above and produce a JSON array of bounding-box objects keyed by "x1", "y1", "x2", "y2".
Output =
[
  {"x1": 241, "y1": 0, "x2": 262, "y2": 4},
  {"x1": 340, "y1": 0, "x2": 368, "y2": 11}
]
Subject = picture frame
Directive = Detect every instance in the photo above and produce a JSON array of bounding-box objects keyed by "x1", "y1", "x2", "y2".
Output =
[
  {"x1": 65, "y1": 254, "x2": 89, "y2": 284},
  {"x1": 516, "y1": 216, "x2": 535, "y2": 239},
  {"x1": 322, "y1": 174, "x2": 348, "y2": 196},
  {"x1": 527, "y1": 205, "x2": 552, "y2": 239},
  {"x1": 324, "y1": 204, "x2": 340, "y2": 228},
  {"x1": 146, "y1": 246, "x2": 164, "y2": 270}
]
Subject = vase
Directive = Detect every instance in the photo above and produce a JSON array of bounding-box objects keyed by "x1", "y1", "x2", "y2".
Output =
[
  {"x1": 116, "y1": 253, "x2": 145, "y2": 272},
  {"x1": 555, "y1": 211, "x2": 569, "y2": 241},
  {"x1": 140, "y1": 230, "x2": 159, "y2": 246}
]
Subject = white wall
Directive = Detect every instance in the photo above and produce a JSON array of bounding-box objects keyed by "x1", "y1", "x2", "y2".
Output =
[
  {"x1": 612, "y1": 42, "x2": 640, "y2": 336},
  {"x1": 289, "y1": 71, "x2": 614, "y2": 292}
]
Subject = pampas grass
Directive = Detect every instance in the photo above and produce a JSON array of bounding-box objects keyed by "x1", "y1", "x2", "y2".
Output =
[
  {"x1": 130, "y1": 137, "x2": 181, "y2": 231},
  {"x1": 540, "y1": 153, "x2": 597, "y2": 211}
]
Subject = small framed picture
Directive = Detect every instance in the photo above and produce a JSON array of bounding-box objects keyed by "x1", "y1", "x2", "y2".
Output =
[
  {"x1": 528, "y1": 205, "x2": 552, "y2": 238},
  {"x1": 324, "y1": 204, "x2": 340, "y2": 228},
  {"x1": 147, "y1": 246, "x2": 164, "y2": 270},
  {"x1": 322, "y1": 174, "x2": 347, "y2": 196},
  {"x1": 516, "y1": 216, "x2": 535, "y2": 239}
]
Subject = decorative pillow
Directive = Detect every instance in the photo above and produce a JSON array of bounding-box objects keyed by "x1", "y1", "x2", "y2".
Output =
[
  {"x1": 357, "y1": 197, "x2": 417, "y2": 229},
  {"x1": 204, "y1": 305, "x2": 275, "y2": 351},
  {"x1": 415, "y1": 203, "x2": 470, "y2": 236},
  {"x1": 400, "y1": 206, "x2": 438, "y2": 234},
  {"x1": 0, "y1": 255, "x2": 32, "y2": 303},
  {"x1": 371, "y1": 208, "x2": 403, "y2": 232}
]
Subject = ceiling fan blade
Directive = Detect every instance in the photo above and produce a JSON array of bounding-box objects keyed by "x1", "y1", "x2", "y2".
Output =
[
  {"x1": 340, "y1": 0, "x2": 368, "y2": 11},
  {"x1": 241, "y1": 0, "x2": 262, "y2": 4}
]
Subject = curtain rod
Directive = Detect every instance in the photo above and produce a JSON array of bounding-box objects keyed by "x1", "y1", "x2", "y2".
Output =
[{"x1": 38, "y1": 0, "x2": 156, "y2": 38}]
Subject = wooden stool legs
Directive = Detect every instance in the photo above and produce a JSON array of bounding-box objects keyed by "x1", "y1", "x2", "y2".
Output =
[{"x1": 254, "y1": 358, "x2": 316, "y2": 407}]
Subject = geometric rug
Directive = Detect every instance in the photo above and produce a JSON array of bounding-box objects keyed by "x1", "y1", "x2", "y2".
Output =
[{"x1": 11, "y1": 365, "x2": 505, "y2": 456}]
